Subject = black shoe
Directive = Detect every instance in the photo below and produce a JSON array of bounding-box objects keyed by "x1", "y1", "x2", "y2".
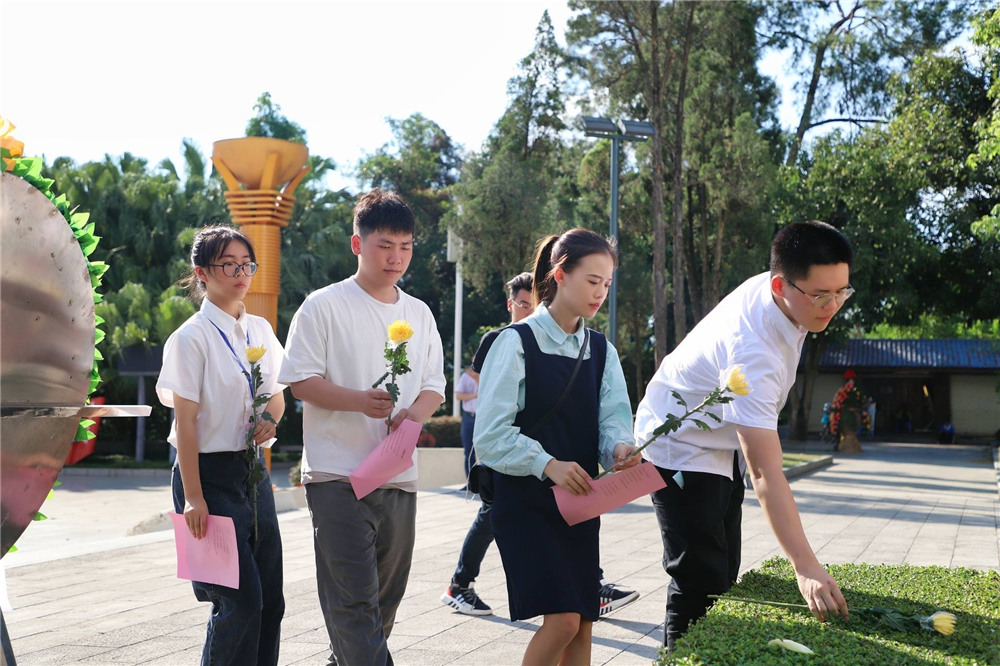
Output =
[
  {"x1": 599, "y1": 581, "x2": 639, "y2": 617},
  {"x1": 440, "y1": 583, "x2": 493, "y2": 616}
]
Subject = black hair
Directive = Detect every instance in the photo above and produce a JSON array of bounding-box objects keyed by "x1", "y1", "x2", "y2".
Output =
[
  {"x1": 180, "y1": 225, "x2": 256, "y2": 300},
  {"x1": 353, "y1": 188, "x2": 415, "y2": 238},
  {"x1": 770, "y1": 220, "x2": 853, "y2": 282},
  {"x1": 532, "y1": 228, "x2": 618, "y2": 306},
  {"x1": 506, "y1": 272, "x2": 533, "y2": 300}
]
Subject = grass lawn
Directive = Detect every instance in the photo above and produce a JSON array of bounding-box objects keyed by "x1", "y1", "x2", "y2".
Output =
[
  {"x1": 661, "y1": 558, "x2": 999, "y2": 665},
  {"x1": 782, "y1": 453, "x2": 826, "y2": 468}
]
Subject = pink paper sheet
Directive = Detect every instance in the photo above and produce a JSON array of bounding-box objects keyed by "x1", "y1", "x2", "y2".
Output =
[
  {"x1": 169, "y1": 513, "x2": 239, "y2": 590},
  {"x1": 553, "y1": 462, "x2": 667, "y2": 526},
  {"x1": 349, "y1": 419, "x2": 422, "y2": 500}
]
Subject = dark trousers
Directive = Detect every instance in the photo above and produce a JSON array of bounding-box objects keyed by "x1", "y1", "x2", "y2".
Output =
[
  {"x1": 172, "y1": 453, "x2": 284, "y2": 666},
  {"x1": 461, "y1": 411, "x2": 476, "y2": 478},
  {"x1": 452, "y1": 500, "x2": 494, "y2": 588},
  {"x1": 650, "y1": 454, "x2": 744, "y2": 651},
  {"x1": 306, "y1": 481, "x2": 416, "y2": 666}
]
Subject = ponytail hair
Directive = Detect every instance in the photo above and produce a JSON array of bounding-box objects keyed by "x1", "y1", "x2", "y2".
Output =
[
  {"x1": 531, "y1": 228, "x2": 618, "y2": 306},
  {"x1": 179, "y1": 225, "x2": 257, "y2": 302}
]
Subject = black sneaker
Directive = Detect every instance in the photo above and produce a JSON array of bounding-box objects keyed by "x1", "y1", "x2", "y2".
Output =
[
  {"x1": 440, "y1": 583, "x2": 493, "y2": 616},
  {"x1": 599, "y1": 581, "x2": 639, "y2": 617}
]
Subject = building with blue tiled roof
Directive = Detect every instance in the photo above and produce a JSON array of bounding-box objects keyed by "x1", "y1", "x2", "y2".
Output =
[{"x1": 804, "y1": 339, "x2": 1000, "y2": 439}]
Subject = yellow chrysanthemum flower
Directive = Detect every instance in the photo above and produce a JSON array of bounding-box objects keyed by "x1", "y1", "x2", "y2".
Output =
[
  {"x1": 928, "y1": 611, "x2": 956, "y2": 635},
  {"x1": 722, "y1": 364, "x2": 752, "y2": 396},
  {"x1": 245, "y1": 345, "x2": 267, "y2": 364},
  {"x1": 388, "y1": 320, "x2": 414, "y2": 345},
  {"x1": 1, "y1": 116, "x2": 23, "y2": 172}
]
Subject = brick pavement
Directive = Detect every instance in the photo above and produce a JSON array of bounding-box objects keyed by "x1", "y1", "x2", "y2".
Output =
[{"x1": 3, "y1": 442, "x2": 997, "y2": 665}]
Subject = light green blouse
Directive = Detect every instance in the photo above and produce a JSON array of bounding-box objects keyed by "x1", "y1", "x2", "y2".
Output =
[{"x1": 472, "y1": 305, "x2": 635, "y2": 480}]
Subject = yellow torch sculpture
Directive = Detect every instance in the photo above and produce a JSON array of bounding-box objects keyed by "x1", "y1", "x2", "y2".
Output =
[
  {"x1": 212, "y1": 137, "x2": 310, "y2": 471},
  {"x1": 212, "y1": 137, "x2": 310, "y2": 329}
]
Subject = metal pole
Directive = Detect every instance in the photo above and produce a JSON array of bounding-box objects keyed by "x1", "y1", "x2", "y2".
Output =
[
  {"x1": 452, "y1": 250, "x2": 464, "y2": 417},
  {"x1": 135, "y1": 376, "x2": 146, "y2": 462},
  {"x1": 609, "y1": 135, "x2": 620, "y2": 347}
]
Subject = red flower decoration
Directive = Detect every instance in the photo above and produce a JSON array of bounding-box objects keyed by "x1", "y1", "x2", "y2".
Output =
[{"x1": 844, "y1": 370, "x2": 857, "y2": 380}]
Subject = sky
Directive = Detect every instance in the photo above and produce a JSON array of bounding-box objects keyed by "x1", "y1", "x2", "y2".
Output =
[{"x1": 2, "y1": 1, "x2": 804, "y2": 192}]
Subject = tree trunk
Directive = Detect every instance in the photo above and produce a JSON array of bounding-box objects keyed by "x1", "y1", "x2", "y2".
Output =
[
  {"x1": 785, "y1": 6, "x2": 858, "y2": 166},
  {"x1": 671, "y1": 2, "x2": 696, "y2": 347},
  {"x1": 684, "y1": 183, "x2": 704, "y2": 321},
  {"x1": 647, "y1": 1, "x2": 670, "y2": 365},
  {"x1": 788, "y1": 332, "x2": 827, "y2": 440}
]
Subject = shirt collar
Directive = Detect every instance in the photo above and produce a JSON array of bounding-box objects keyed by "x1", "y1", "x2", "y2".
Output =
[
  {"x1": 760, "y1": 280, "x2": 807, "y2": 346},
  {"x1": 200, "y1": 298, "x2": 248, "y2": 339},
  {"x1": 530, "y1": 303, "x2": 586, "y2": 347}
]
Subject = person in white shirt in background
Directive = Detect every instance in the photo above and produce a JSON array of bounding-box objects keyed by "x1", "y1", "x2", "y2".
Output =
[
  {"x1": 454, "y1": 363, "x2": 479, "y2": 479},
  {"x1": 280, "y1": 189, "x2": 446, "y2": 666},
  {"x1": 156, "y1": 226, "x2": 287, "y2": 666},
  {"x1": 635, "y1": 220, "x2": 854, "y2": 652}
]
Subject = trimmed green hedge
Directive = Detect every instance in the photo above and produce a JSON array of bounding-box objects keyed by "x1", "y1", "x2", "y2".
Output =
[
  {"x1": 423, "y1": 416, "x2": 462, "y2": 447},
  {"x1": 662, "y1": 558, "x2": 999, "y2": 665}
]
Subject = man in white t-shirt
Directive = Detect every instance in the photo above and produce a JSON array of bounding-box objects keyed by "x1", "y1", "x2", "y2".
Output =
[
  {"x1": 280, "y1": 189, "x2": 446, "y2": 666},
  {"x1": 634, "y1": 221, "x2": 854, "y2": 651}
]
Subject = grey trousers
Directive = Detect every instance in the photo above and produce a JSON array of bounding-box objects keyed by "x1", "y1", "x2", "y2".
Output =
[{"x1": 305, "y1": 481, "x2": 416, "y2": 666}]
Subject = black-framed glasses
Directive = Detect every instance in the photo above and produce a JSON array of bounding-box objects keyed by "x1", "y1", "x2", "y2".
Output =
[
  {"x1": 785, "y1": 278, "x2": 854, "y2": 308},
  {"x1": 208, "y1": 262, "x2": 258, "y2": 277}
]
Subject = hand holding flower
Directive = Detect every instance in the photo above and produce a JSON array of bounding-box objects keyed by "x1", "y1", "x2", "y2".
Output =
[
  {"x1": 612, "y1": 443, "x2": 641, "y2": 471},
  {"x1": 252, "y1": 413, "x2": 277, "y2": 444},
  {"x1": 242, "y1": 346, "x2": 274, "y2": 540},
  {"x1": 596, "y1": 364, "x2": 753, "y2": 478},
  {"x1": 359, "y1": 388, "x2": 394, "y2": 420},
  {"x1": 372, "y1": 320, "x2": 414, "y2": 433}
]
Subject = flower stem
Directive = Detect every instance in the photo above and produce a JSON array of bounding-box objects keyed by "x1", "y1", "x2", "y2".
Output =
[
  {"x1": 707, "y1": 595, "x2": 809, "y2": 611},
  {"x1": 595, "y1": 390, "x2": 723, "y2": 479}
]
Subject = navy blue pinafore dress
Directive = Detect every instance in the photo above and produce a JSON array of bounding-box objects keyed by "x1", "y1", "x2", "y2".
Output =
[{"x1": 490, "y1": 323, "x2": 607, "y2": 622}]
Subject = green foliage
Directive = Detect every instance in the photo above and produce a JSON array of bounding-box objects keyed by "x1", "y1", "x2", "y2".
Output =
[
  {"x1": 452, "y1": 11, "x2": 569, "y2": 291},
  {"x1": 373, "y1": 341, "x2": 412, "y2": 405},
  {"x1": 245, "y1": 92, "x2": 307, "y2": 143},
  {"x1": 968, "y1": 7, "x2": 1000, "y2": 241},
  {"x1": 864, "y1": 316, "x2": 1000, "y2": 339},
  {"x1": 663, "y1": 558, "x2": 1000, "y2": 665}
]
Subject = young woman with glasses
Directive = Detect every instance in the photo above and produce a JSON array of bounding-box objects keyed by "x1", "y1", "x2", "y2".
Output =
[{"x1": 156, "y1": 225, "x2": 287, "y2": 666}]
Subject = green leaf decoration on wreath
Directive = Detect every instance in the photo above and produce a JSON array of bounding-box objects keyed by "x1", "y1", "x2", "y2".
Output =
[{"x1": 6, "y1": 154, "x2": 108, "y2": 441}]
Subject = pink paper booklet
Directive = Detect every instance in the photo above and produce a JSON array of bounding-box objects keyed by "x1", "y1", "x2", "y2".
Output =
[
  {"x1": 169, "y1": 513, "x2": 239, "y2": 590},
  {"x1": 553, "y1": 462, "x2": 667, "y2": 526},
  {"x1": 349, "y1": 419, "x2": 422, "y2": 500}
]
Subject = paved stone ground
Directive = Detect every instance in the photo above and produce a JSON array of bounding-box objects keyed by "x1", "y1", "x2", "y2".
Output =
[{"x1": 3, "y1": 442, "x2": 997, "y2": 665}]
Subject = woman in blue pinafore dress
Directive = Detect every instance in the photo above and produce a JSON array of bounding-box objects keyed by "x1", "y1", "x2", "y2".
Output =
[{"x1": 473, "y1": 228, "x2": 640, "y2": 666}]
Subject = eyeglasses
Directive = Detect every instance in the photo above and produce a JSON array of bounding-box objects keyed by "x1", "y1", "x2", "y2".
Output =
[
  {"x1": 208, "y1": 262, "x2": 258, "y2": 277},
  {"x1": 510, "y1": 299, "x2": 532, "y2": 310},
  {"x1": 785, "y1": 278, "x2": 855, "y2": 308}
]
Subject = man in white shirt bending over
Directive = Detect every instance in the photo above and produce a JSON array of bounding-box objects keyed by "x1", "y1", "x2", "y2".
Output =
[
  {"x1": 280, "y1": 189, "x2": 446, "y2": 666},
  {"x1": 635, "y1": 220, "x2": 854, "y2": 651}
]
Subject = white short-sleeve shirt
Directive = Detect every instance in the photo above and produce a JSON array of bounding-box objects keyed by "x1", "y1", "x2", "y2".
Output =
[
  {"x1": 456, "y1": 371, "x2": 478, "y2": 414},
  {"x1": 156, "y1": 299, "x2": 285, "y2": 453},
  {"x1": 634, "y1": 272, "x2": 807, "y2": 479},
  {"x1": 279, "y1": 277, "x2": 446, "y2": 486}
]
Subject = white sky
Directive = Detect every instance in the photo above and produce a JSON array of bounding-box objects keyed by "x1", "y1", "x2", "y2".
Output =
[{"x1": 2, "y1": 1, "x2": 805, "y2": 192}]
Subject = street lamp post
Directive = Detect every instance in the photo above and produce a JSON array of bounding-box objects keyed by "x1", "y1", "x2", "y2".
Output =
[
  {"x1": 581, "y1": 116, "x2": 655, "y2": 347},
  {"x1": 447, "y1": 227, "x2": 463, "y2": 417}
]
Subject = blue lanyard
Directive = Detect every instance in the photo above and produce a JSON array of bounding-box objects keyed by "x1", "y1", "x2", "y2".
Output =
[{"x1": 208, "y1": 318, "x2": 254, "y2": 398}]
